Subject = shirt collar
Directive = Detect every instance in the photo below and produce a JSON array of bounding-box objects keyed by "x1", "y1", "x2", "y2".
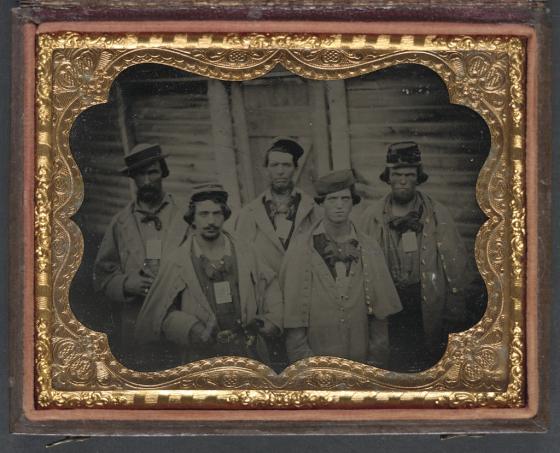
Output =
[
  {"x1": 263, "y1": 187, "x2": 297, "y2": 202},
  {"x1": 133, "y1": 192, "x2": 171, "y2": 214},
  {"x1": 192, "y1": 233, "x2": 232, "y2": 258},
  {"x1": 312, "y1": 220, "x2": 358, "y2": 240}
]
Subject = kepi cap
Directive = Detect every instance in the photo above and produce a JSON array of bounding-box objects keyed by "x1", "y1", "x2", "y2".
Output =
[
  {"x1": 189, "y1": 183, "x2": 229, "y2": 204},
  {"x1": 380, "y1": 141, "x2": 428, "y2": 184}
]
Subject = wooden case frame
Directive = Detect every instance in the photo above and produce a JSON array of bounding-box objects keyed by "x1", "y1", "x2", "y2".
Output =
[{"x1": 9, "y1": 1, "x2": 551, "y2": 435}]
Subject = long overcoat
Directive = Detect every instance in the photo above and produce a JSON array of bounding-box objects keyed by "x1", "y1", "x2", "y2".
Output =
[
  {"x1": 93, "y1": 195, "x2": 188, "y2": 349},
  {"x1": 281, "y1": 221, "x2": 402, "y2": 364},
  {"x1": 359, "y1": 191, "x2": 469, "y2": 348},
  {"x1": 134, "y1": 232, "x2": 283, "y2": 364}
]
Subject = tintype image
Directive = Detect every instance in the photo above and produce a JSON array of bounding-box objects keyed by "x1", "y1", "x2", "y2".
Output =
[{"x1": 69, "y1": 63, "x2": 490, "y2": 374}]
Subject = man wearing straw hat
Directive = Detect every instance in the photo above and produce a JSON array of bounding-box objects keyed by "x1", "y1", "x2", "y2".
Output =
[{"x1": 93, "y1": 143, "x2": 188, "y2": 370}]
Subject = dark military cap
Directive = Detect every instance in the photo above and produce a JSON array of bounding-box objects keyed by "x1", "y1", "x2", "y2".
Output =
[
  {"x1": 189, "y1": 183, "x2": 229, "y2": 204},
  {"x1": 314, "y1": 169, "x2": 361, "y2": 205},
  {"x1": 380, "y1": 141, "x2": 429, "y2": 184},
  {"x1": 120, "y1": 143, "x2": 170, "y2": 177}
]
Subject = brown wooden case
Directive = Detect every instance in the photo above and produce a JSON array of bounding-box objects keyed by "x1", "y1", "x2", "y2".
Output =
[{"x1": 9, "y1": 0, "x2": 551, "y2": 435}]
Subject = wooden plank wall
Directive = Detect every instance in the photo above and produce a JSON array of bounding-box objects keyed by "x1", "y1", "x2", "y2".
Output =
[
  {"x1": 70, "y1": 101, "x2": 129, "y2": 237},
  {"x1": 127, "y1": 74, "x2": 216, "y2": 213},
  {"x1": 345, "y1": 64, "x2": 490, "y2": 259},
  {"x1": 70, "y1": 64, "x2": 489, "y2": 330},
  {"x1": 240, "y1": 73, "x2": 317, "y2": 199}
]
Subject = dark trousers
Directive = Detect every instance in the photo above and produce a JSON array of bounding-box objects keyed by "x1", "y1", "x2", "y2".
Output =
[{"x1": 388, "y1": 283, "x2": 446, "y2": 372}]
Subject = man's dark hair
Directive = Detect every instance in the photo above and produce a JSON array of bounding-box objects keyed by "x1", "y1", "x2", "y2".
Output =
[
  {"x1": 128, "y1": 159, "x2": 166, "y2": 178},
  {"x1": 184, "y1": 194, "x2": 232, "y2": 226},
  {"x1": 380, "y1": 165, "x2": 428, "y2": 185},
  {"x1": 264, "y1": 149, "x2": 299, "y2": 168},
  {"x1": 314, "y1": 184, "x2": 361, "y2": 206}
]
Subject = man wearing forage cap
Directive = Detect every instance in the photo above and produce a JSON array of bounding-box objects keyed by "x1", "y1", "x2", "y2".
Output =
[
  {"x1": 135, "y1": 183, "x2": 283, "y2": 365},
  {"x1": 360, "y1": 141, "x2": 468, "y2": 372},
  {"x1": 93, "y1": 143, "x2": 188, "y2": 370},
  {"x1": 281, "y1": 169, "x2": 402, "y2": 366},
  {"x1": 235, "y1": 137, "x2": 319, "y2": 273},
  {"x1": 235, "y1": 137, "x2": 320, "y2": 370}
]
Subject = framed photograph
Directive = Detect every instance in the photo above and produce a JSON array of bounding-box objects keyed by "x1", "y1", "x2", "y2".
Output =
[{"x1": 10, "y1": 0, "x2": 550, "y2": 436}]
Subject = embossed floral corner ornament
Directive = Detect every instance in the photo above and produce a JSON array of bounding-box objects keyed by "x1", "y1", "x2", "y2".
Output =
[{"x1": 35, "y1": 32, "x2": 526, "y2": 410}]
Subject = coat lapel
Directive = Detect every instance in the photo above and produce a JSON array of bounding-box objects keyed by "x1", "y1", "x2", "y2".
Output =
[
  {"x1": 293, "y1": 191, "x2": 314, "y2": 233},
  {"x1": 310, "y1": 244, "x2": 339, "y2": 304},
  {"x1": 179, "y1": 236, "x2": 216, "y2": 326},
  {"x1": 119, "y1": 205, "x2": 145, "y2": 268},
  {"x1": 163, "y1": 208, "x2": 189, "y2": 255},
  {"x1": 251, "y1": 198, "x2": 285, "y2": 253},
  {"x1": 230, "y1": 235, "x2": 254, "y2": 325}
]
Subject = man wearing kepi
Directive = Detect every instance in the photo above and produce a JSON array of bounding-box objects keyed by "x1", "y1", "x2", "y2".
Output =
[
  {"x1": 282, "y1": 170, "x2": 402, "y2": 365},
  {"x1": 93, "y1": 143, "x2": 188, "y2": 369},
  {"x1": 360, "y1": 142, "x2": 468, "y2": 372},
  {"x1": 235, "y1": 137, "x2": 319, "y2": 369},
  {"x1": 134, "y1": 184, "x2": 283, "y2": 364}
]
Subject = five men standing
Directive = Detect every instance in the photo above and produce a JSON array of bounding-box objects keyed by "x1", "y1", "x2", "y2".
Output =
[{"x1": 94, "y1": 138, "x2": 470, "y2": 372}]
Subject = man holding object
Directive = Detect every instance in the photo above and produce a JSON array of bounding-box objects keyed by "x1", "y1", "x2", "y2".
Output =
[
  {"x1": 135, "y1": 184, "x2": 283, "y2": 364},
  {"x1": 93, "y1": 143, "x2": 188, "y2": 370}
]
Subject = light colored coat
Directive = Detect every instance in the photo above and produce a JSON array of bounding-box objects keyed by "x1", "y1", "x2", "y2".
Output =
[
  {"x1": 93, "y1": 195, "x2": 188, "y2": 347},
  {"x1": 360, "y1": 191, "x2": 469, "y2": 347},
  {"x1": 134, "y1": 232, "x2": 283, "y2": 362},
  {"x1": 234, "y1": 189, "x2": 320, "y2": 273},
  {"x1": 281, "y1": 221, "x2": 402, "y2": 364}
]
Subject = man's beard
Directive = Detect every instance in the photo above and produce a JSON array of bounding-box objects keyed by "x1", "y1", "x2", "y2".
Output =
[
  {"x1": 271, "y1": 179, "x2": 294, "y2": 195},
  {"x1": 137, "y1": 185, "x2": 162, "y2": 204},
  {"x1": 392, "y1": 189, "x2": 416, "y2": 205}
]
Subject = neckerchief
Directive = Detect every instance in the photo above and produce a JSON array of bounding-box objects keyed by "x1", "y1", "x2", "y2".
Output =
[
  {"x1": 387, "y1": 198, "x2": 424, "y2": 235},
  {"x1": 136, "y1": 198, "x2": 169, "y2": 231},
  {"x1": 313, "y1": 233, "x2": 360, "y2": 279},
  {"x1": 263, "y1": 191, "x2": 301, "y2": 226},
  {"x1": 383, "y1": 194, "x2": 423, "y2": 285}
]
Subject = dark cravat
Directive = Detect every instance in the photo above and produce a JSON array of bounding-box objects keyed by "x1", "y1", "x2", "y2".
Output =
[{"x1": 387, "y1": 205, "x2": 424, "y2": 234}]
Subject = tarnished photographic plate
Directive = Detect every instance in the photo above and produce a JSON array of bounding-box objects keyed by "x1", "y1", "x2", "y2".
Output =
[{"x1": 10, "y1": 7, "x2": 549, "y2": 435}]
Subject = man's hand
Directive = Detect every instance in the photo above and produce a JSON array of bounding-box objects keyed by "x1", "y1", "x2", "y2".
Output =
[
  {"x1": 255, "y1": 317, "x2": 280, "y2": 337},
  {"x1": 189, "y1": 321, "x2": 215, "y2": 345},
  {"x1": 123, "y1": 270, "x2": 154, "y2": 297}
]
